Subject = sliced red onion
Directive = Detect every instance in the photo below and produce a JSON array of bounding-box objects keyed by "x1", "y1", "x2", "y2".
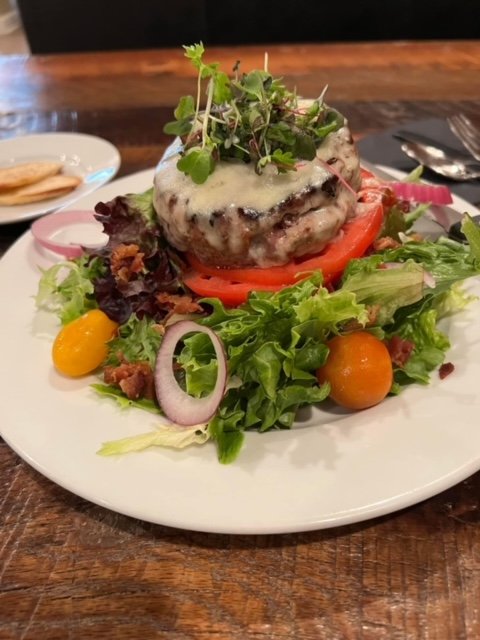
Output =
[
  {"x1": 389, "y1": 182, "x2": 453, "y2": 205},
  {"x1": 31, "y1": 209, "x2": 106, "y2": 258},
  {"x1": 154, "y1": 320, "x2": 227, "y2": 426}
]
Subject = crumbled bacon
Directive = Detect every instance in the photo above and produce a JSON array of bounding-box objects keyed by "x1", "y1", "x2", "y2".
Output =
[
  {"x1": 439, "y1": 362, "x2": 455, "y2": 380},
  {"x1": 373, "y1": 236, "x2": 401, "y2": 251},
  {"x1": 156, "y1": 292, "x2": 203, "y2": 319},
  {"x1": 104, "y1": 361, "x2": 155, "y2": 400},
  {"x1": 342, "y1": 304, "x2": 381, "y2": 332},
  {"x1": 110, "y1": 243, "x2": 145, "y2": 284},
  {"x1": 387, "y1": 335, "x2": 415, "y2": 368},
  {"x1": 366, "y1": 304, "x2": 381, "y2": 326}
]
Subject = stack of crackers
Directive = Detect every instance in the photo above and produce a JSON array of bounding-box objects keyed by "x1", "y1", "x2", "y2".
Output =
[{"x1": 0, "y1": 162, "x2": 82, "y2": 206}]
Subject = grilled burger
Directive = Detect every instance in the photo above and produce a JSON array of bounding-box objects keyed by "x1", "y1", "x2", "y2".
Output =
[{"x1": 153, "y1": 122, "x2": 360, "y2": 268}]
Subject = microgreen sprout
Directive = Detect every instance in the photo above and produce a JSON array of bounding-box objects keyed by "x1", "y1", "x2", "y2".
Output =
[{"x1": 164, "y1": 43, "x2": 344, "y2": 184}]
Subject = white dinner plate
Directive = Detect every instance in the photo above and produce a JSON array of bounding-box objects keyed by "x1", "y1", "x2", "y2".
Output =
[
  {"x1": 0, "y1": 132, "x2": 121, "y2": 225},
  {"x1": 1, "y1": 167, "x2": 480, "y2": 535}
]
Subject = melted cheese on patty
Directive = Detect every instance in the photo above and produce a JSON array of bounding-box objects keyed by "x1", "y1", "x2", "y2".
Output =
[{"x1": 153, "y1": 125, "x2": 361, "y2": 267}]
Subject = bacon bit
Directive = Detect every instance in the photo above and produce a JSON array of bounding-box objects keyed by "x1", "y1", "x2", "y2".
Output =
[
  {"x1": 341, "y1": 318, "x2": 362, "y2": 332},
  {"x1": 104, "y1": 361, "x2": 155, "y2": 400},
  {"x1": 439, "y1": 362, "x2": 455, "y2": 380},
  {"x1": 373, "y1": 236, "x2": 401, "y2": 251},
  {"x1": 358, "y1": 178, "x2": 397, "y2": 209},
  {"x1": 367, "y1": 304, "x2": 381, "y2": 325},
  {"x1": 153, "y1": 323, "x2": 165, "y2": 336},
  {"x1": 357, "y1": 187, "x2": 384, "y2": 204},
  {"x1": 387, "y1": 335, "x2": 415, "y2": 368},
  {"x1": 408, "y1": 232, "x2": 424, "y2": 242},
  {"x1": 156, "y1": 292, "x2": 203, "y2": 319},
  {"x1": 343, "y1": 304, "x2": 381, "y2": 332},
  {"x1": 110, "y1": 243, "x2": 145, "y2": 284}
]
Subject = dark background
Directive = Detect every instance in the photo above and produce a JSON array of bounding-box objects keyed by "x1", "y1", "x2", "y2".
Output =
[{"x1": 17, "y1": 0, "x2": 480, "y2": 54}]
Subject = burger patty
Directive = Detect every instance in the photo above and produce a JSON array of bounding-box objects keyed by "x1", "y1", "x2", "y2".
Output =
[{"x1": 153, "y1": 125, "x2": 361, "y2": 268}]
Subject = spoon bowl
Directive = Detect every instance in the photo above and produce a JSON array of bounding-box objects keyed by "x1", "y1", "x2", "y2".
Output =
[{"x1": 400, "y1": 141, "x2": 480, "y2": 181}]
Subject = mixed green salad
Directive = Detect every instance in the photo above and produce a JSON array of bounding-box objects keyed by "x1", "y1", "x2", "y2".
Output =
[
  {"x1": 34, "y1": 44, "x2": 480, "y2": 464},
  {"x1": 35, "y1": 184, "x2": 480, "y2": 463}
]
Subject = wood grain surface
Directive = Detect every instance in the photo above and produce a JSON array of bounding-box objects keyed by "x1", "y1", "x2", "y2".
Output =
[{"x1": 1, "y1": 41, "x2": 479, "y2": 640}]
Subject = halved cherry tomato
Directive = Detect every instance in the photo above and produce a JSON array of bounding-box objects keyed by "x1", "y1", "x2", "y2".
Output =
[{"x1": 52, "y1": 309, "x2": 119, "y2": 377}]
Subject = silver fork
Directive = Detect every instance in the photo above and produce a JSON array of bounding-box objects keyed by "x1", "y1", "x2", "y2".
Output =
[{"x1": 447, "y1": 113, "x2": 480, "y2": 161}]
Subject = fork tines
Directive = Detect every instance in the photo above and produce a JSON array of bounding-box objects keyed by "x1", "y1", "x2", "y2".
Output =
[{"x1": 447, "y1": 113, "x2": 480, "y2": 161}]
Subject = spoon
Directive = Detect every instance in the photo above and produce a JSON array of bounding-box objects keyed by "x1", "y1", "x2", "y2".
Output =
[{"x1": 399, "y1": 140, "x2": 480, "y2": 181}]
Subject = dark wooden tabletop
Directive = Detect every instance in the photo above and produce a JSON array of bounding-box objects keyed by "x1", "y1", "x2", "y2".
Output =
[{"x1": 1, "y1": 41, "x2": 479, "y2": 639}]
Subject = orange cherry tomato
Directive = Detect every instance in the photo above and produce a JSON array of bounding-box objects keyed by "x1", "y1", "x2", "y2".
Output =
[
  {"x1": 316, "y1": 331, "x2": 393, "y2": 410},
  {"x1": 52, "y1": 309, "x2": 119, "y2": 377}
]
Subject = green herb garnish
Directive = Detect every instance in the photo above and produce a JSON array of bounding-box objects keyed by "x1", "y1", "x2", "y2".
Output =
[{"x1": 164, "y1": 43, "x2": 344, "y2": 184}]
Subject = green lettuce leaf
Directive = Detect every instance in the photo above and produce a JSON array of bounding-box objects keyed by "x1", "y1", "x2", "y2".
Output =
[
  {"x1": 178, "y1": 274, "x2": 367, "y2": 463},
  {"x1": 462, "y1": 214, "x2": 480, "y2": 262},
  {"x1": 36, "y1": 255, "x2": 105, "y2": 324},
  {"x1": 378, "y1": 237, "x2": 479, "y2": 294},
  {"x1": 386, "y1": 306, "x2": 450, "y2": 385},
  {"x1": 98, "y1": 423, "x2": 210, "y2": 456},
  {"x1": 342, "y1": 259, "x2": 426, "y2": 325},
  {"x1": 104, "y1": 315, "x2": 163, "y2": 368},
  {"x1": 91, "y1": 383, "x2": 161, "y2": 414}
]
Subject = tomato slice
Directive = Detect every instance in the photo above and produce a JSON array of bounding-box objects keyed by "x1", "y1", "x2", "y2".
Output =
[
  {"x1": 289, "y1": 199, "x2": 384, "y2": 284},
  {"x1": 183, "y1": 272, "x2": 281, "y2": 306},
  {"x1": 184, "y1": 171, "x2": 388, "y2": 306},
  {"x1": 186, "y1": 252, "x2": 294, "y2": 286},
  {"x1": 186, "y1": 199, "x2": 384, "y2": 288}
]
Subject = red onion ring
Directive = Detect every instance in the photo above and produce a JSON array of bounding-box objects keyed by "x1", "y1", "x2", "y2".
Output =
[
  {"x1": 388, "y1": 182, "x2": 453, "y2": 205},
  {"x1": 154, "y1": 320, "x2": 228, "y2": 426},
  {"x1": 31, "y1": 209, "x2": 106, "y2": 258}
]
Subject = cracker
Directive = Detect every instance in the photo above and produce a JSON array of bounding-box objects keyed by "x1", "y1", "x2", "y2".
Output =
[
  {"x1": 0, "y1": 175, "x2": 82, "y2": 206},
  {"x1": 0, "y1": 162, "x2": 63, "y2": 191}
]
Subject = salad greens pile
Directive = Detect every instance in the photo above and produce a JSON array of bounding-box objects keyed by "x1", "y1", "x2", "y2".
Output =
[
  {"x1": 37, "y1": 189, "x2": 185, "y2": 326},
  {"x1": 36, "y1": 187, "x2": 480, "y2": 464},
  {"x1": 163, "y1": 43, "x2": 344, "y2": 183}
]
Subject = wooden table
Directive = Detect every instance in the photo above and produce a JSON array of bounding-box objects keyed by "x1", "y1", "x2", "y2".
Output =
[{"x1": 1, "y1": 41, "x2": 479, "y2": 639}]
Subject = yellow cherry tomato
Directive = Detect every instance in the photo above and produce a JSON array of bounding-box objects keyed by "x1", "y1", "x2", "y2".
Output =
[{"x1": 52, "y1": 309, "x2": 119, "y2": 377}]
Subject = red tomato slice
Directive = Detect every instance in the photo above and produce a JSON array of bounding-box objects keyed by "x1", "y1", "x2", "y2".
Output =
[
  {"x1": 183, "y1": 272, "x2": 281, "y2": 306},
  {"x1": 184, "y1": 170, "x2": 389, "y2": 306},
  {"x1": 290, "y1": 200, "x2": 384, "y2": 284},
  {"x1": 186, "y1": 253, "x2": 294, "y2": 286},
  {"x1": 186, "y1": 199, "x2": 384, "y2": 288}
]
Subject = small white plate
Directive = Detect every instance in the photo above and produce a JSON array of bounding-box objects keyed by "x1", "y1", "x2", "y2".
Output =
[
  {"x1": 0, "y1": 167, "x2": 479, "y2": 535},
  {"x1": 0, "y1": 132, "x2": 121, "y2": 225}
]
